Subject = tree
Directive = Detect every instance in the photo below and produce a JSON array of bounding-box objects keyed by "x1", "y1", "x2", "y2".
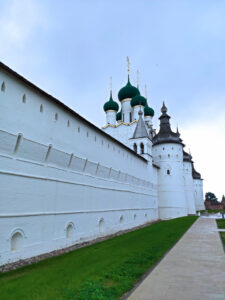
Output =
[{"x1": 205, "y1": 192, "x2": 218, "y2": 203}]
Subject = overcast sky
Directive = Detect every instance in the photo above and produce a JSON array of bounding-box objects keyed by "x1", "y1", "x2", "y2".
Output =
[{"x1": 0, "y1": 0, "x2": 225, "y2": 200}]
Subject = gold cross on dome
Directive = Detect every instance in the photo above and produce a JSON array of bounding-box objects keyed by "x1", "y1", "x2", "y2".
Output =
[
  {"x1": 110, "y1": 76, "x2": 112, "y2": 91},
  {"x1": 126, "y1": 56, "x2": 130, "y2": 74},
  {"x1": 137, "y1": 70, "x2": 139, "y2": 88},
  {"x1": 145, "y1": 84, "x2": 148, "y2": 99}
]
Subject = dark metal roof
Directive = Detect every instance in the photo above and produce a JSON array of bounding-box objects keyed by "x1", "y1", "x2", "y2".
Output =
[
  {"x1": 131, "y1": 110, "x2": 150, "y2": 139},
  {"x1": 183, "y1": 150, "x2": 192, "y2": 163},
  {"x1": 0, "y1": 62, "x2": 148, "y2": 162},
  {"x1": 152, "y1": 102, "x2": 184, "y2": 147},
  {"x1": 191, "y1": 162, "x2": 202, "y2": 180}
]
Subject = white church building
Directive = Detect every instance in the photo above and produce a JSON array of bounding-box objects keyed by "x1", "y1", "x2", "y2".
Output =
[{"x1": 0, "y1": 61, "x2": 204, "y2": 266}]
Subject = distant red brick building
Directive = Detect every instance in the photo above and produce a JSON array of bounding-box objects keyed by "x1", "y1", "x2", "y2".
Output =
[{"x1": 204, "y1": 195, "x2": 225, "y2": 210}]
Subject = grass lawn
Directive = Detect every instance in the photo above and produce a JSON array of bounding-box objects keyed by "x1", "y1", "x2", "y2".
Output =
[
  {"x1": 0, "y1": 216, "x2": 197, "y2": 300},
  {"x1": 216, "y1": 219, "x2": 225, "y2": 248},
  {"x1": 197, "y1": 209, "x2": 223, "y2": 214}
]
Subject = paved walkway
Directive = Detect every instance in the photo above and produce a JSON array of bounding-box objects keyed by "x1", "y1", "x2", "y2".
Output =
[{"x1": 127, "y1": 218, "x2": 225, "y2": 300}]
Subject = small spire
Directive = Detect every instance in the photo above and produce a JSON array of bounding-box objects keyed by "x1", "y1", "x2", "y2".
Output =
[
  {"x1": 136, "y1": 70, "x2": 139, "y2": 88},
  {"x1": 126, "y1": 56, "x2": 130, "y2": 75},
  {"x1": 161, "y1": 101, "x2": 167, "y2": 114},
  {"x1": 176, "y1": 125, "x2": 180, "y2": 136}
]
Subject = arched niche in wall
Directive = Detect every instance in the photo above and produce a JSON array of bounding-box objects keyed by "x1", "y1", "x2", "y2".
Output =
[
  {"x1": 66, "y1": 222, "x2": 75, "y2": 239},
  {"x1": 133, "y1": 143, "x2": 137, "y2": 153},
  {"x1": 99, "y1": 218, "x2": 104, "y2": 234},
  {"x1": 119, "y1": 215, "x2": 124, "y2": 223},
  {"x1": 10, "y1": 229, "x2": 25, "y2": 251}
]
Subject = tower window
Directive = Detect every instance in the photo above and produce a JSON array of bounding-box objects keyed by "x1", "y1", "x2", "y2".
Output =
[
  {"x1": 40, "y1": 104, "x2": 43, "y2": 113},
  {"x1": 167, "y1": 170, "x2": 170, "y2": 175},
  {"x1": 123, "y1": 113, "x2": 124, "y2": 122},
  {"x1": 140, "y1": 143, "x2": 144, "y2": 154},
  {"x1": 55, "y1": 113, "x2": 58, "y2": 120},
  {"x1": 129, "y1": 112, "x2": 132, "y2": 123},
  {"x1": 67, "y1": 120, "x2": 70, "y2": 127},
  {"x1": 133, "y1": 143, "x2": 137, "y2": 153}
]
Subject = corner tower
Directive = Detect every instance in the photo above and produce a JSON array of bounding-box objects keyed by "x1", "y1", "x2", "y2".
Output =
[{"x1": 152, "y1": 103, "x2": 187, "y2": 219}]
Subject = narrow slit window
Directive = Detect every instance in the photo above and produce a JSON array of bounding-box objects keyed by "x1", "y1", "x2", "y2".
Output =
[
  {"x1": 22, "y1": 94, "x2": 26, "y2": 103},
  {"x1": 1, "y1": 82, "x2": 5, "y2": 92}
]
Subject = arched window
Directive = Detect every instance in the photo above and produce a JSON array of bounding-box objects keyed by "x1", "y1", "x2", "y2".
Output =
[
  {"x1": 120, "y1": 215, "x2": 124, "y2": 223},
  {"x1": 140, "y1": 143, "x2": 144, "y2": 154},
  {"x1": 55, "y1": 113, "x2": 58, "y2": 121},
  {"x1": 40, "y1": 104, "x2": 43, "y2": 113},
  {"x1": 167, "y1": 169, "x2": 170, "y2": 175},
  {"x1": 22, "y1": 94, "x2": 26, "y2": 103},
  {"x1": 66, "y1": 223, "x2": 74, "y2": 239},
  {"x1": 11, "y1": 232, "x2": 23, "y2": 251},
  {"x1": 99, "y1": 218, "x2": 104, "y2": 234},
  {"x1": 67, "y1": 120, "x2": 70, "y2": 127},
  {"x1": 133, "y1": 143, "x2": 137, "y2": 153},
  {"x1": 129, "y1": 112, "x2": 132, "y2": 123},
  {"x1": 1, "y1": 81, "x2": 5, "y2": 92},
  {"x1": 134, "y1": 214, "x2": 137, "y2": 220}
]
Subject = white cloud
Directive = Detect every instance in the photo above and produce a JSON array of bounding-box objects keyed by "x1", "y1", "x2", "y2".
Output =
[
  {"x1": 0, "y1": 0, "x2": 44, "y2": 46},
  {"x1": 0, "y1": 0, "x2": 48, "y2": 69},
  {"x1": 181, "y1": 112, "x2": 225, "y2": 201}
]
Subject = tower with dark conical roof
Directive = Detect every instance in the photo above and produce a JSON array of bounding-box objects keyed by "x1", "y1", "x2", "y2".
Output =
[{"x1": 152, "y1": 102, "x2": 187, "y2": 219}]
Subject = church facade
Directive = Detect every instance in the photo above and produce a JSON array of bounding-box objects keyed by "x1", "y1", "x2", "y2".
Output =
[{"x1": 0, "y1": 62, "x2": 204, "y2": 266}]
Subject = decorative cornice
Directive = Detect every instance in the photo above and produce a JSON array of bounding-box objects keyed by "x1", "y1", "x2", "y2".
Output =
[
  {"x1": 133, "y1": 105, "x2": 144, "y2": 109},
  {"x1": 121, "y1": 98, "x2": 131, "y2": 104}
]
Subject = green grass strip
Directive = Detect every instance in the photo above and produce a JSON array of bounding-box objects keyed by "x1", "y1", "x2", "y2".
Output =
[
  {"x1": 216, "y1": 219, "x2": 225, "y2": 229},
  {"x1": 216, "y1": 219, "x2": 225, "y2": 249},
  {"x1": 0, "y1": 216, "x2": 197, "y2": 300}
]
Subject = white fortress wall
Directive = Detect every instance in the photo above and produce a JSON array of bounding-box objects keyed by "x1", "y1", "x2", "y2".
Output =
[
  {"x1": 0, "y1": 66, "x2": 158, "y2": 265},
  {"x1": 194, "y1": 179, "x2": 204, "y2": 211}
]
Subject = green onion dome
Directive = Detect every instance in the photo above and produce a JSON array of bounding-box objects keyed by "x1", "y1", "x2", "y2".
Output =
[
  {"x1": 118, "y1": 76, "x2": 140, "y2": 102},
  {"x1": 116, "y1": 110, "x2": 122, "y2": 121},
  {"x1": 130, "y1": 94, "x2": 147, "y2": 108},
  {"x1": 144, "y1": 104, "x2": 154, "y2": 117},
  {"x1": 103, "y1": 91, "x2": 119, "y2": 112}
]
